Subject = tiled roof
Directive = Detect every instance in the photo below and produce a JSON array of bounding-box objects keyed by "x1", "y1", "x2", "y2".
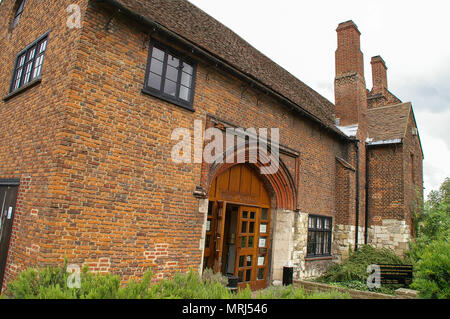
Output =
[
  {"x1": 367, "y1": 102, "x2": 412, "y2": 142},
  {"x1": 96, "y1": 0, "x2": 341, "y2": 133}
]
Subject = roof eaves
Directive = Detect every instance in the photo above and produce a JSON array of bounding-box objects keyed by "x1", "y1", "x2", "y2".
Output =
[{"x1": 92, "y1": 0, "x2": 351, "y2": 141}]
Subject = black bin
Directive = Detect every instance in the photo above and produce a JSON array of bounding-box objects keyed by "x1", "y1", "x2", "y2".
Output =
[
  {"x1": 226, "y1": 275, "x2": 239, "y2": 293},
  {"x1": 282, "y1": 266, "x2": 293, "y2": 286}
]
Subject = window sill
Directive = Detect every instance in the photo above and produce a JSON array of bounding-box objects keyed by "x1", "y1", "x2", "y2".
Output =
[
  {"x1": 141, "y1": 88, "x2": 195, "y2": 113},
  {"x1": 305, "y1": 255, "x2": 333, "y2": 261},
  {"x1": 3, "y1": 77, "x2": 42, "y2": 102}
]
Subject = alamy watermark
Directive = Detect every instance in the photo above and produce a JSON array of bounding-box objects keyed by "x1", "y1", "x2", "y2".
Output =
[
  {"x1": 171, "y1": 120, "x2": 280, "y2": 175},
  {"x1": 366, "y1": 264, "x2": 381, "y2": 289}
]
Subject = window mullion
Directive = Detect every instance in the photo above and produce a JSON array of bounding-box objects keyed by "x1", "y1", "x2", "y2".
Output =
[
  {"x1": 175, "y1": 59, "x2": 182, "y2": 99},
  {"x1": 160, "y1": 50, "x2": 169, "y2": 93},
  {"x1": 19, "y1": 48, "x2": 30, "y2": 86}
]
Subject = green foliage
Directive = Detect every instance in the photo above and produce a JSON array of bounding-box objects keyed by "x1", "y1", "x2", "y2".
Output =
[
  {"x1": 326, "y1": 280, "x2": 397, "y2": 295},
  {"x1": 410, "y1": 239, "x2": 450, "y2": 299},
  {"x1": 317, "y1": 245, "x2": 404, "y2": 283},
  {"x1": 256, "y1": 285, "x2": 349, "y2": 299},
  {"x1": 3, "y1": 264, "x2": 350, "y2": 299},
  {"x1": 406, "y1": 178, "x2": 450, "y2": 299}
]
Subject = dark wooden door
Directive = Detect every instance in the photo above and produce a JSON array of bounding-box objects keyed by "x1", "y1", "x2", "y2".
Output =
[{"x1": 0, "y1": 185, "x2": 19, "y2": 291}]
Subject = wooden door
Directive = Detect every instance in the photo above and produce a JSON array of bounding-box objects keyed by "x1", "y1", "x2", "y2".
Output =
[
  {"x1": 212, "y1": 201, "x2": 227, "y2": 273},
  {"x1": 235, "y1": 206, "x2": 258, "y2": 289},
  {"x1": 0, "y1": 185, "x2": 19, "y2": 291},
  {"x1": 235, "y1": 205, "x2": 271, "y2": 290},
  {"x1": 206, "y1": 164, "x2": 272, "y2": 290}
]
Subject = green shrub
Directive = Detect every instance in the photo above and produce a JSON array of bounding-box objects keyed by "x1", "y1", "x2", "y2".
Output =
[
  {"x1": 406, "y1": 178, "x2": 450, "y2": 299},
  {"x1": 3, "y1": 263, "x2": 350, "y2": 299},
  {"x1": 317, "y1": 245, "x2": 404, "y2": 283},
  {"x1": 256, "y1": 285, "x2": 349, "y2": 299},
  {"x1": 410, "y1": 238, "x2": 450, "y2": 299}
]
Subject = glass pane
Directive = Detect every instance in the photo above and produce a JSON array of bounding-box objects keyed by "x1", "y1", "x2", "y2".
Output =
[
  {"x1": 39, "y1": 40, "x2": 47, "y2": 53},
  {"x1": 206, "y1": 220, "x2": 211, "y2": 232},
  {"x1": 18, "y1": 54, "x2": 26, "y2": 67},
  {"x1": 324, "y1": 232, "x2": 330, "y2": 254},
  {"x1": 261, "y1": 208, "x2": 268, "y2": 220},
  {"x1": 307, "y1": 231, "x2": 315, "y2": 255},
  {"x1": 181, "y1": 72, "x2": 192, "y2": 87},
  {"x1": 258, "y1": 255, "x2": 265, "y2": 266},
  {"x1": 259, "y1": 223, "x2": 267, "y2": 234},
  {"x1": 246, "y1": 255, "x2": 252, "y2": 267},
  {"x1": 259, "y1": 237, "x2": 266, "y2": 248},
  {"x1": 242, "y1": 211, "x2": 248, "y2": 219},
  {"x1": 150, "y1": 58, "x2": 163, "y2": 75},
  {"x1": 182, "y1": 62, "x2": 193, "y2": 74},
  {"x1": 249, "y1": 222, "x2": 255, "y2": 234},
  {"x1": 241, "y1": 221, "x2": 247, "y2": 233},
  {"x1": 163, "y1": 79, "x2": 177, "y2": 96},
  {"x1": 205, "y1": 235, "x2": 210, "y2": 248},
  {"x1": 23, "y1": 62, "x2": 32, "y2": 84},
  {"x1": 238, "y1": 271, "x2": 243, "y2": 282},
  {"x1": 245, "y1": 269, "x2": 251, "y2": 282},
  {"x1": 152, "y1": 47, "x2": 165, "y2": 61},
  {"x1": 165, "y1": 65, "x2": 179, "y2": 82},
  {"x1": 147, "y1": 73, "x2": 162, "y2": 90},
  {"x1": 179, "y1": 85, "x2": 190, "y2": 101},
  {"x1": 317, "y1": 218, "x2": 323, "y2": 229},
  {"x1": 308, "y1": 217, "x2": 314, "y2": 229},
  {"x1": 14, "y1": 69, "x2": 23, "y2": 89},
  {"x1": 167, "y1": 54, "x2": 179, "y2": 67},
  {"x1": 257, "y1": 268, "x2": 264, "y2": 280},
  {"x1": 240, "y1": 236, "x2": 246, "y2": 248},
  {"x1": 239, "y1": 255, "x2": 245, "y2": 267},
  {"x1": 316, "y1": 233, "x2": 323, "y2": 255},
  {"x1": 207, "y1": 202, "x2": 214, "y2": 216},
  {"x1": 250, "y1": 211, "x2": 255, "y2": 219},
  {"x1": 27, "y1": 48, "x2": 36, "y2": 61},
  {"x1": 248, "y1": 236, "x2": 254, "y2": 248},
  {"x1": 32, "y1": 55, "x2": 44, "y2": 79},
  {"x1": 324, "y1": 218, "x2": 331, "y2": 230}
]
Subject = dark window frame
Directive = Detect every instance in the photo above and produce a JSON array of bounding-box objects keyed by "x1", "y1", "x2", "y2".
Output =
[
  {"x1": 142, "y1": 40, "x2": 197, "y2": 112},
  {"x1": 9, "y1": 32, "x2": 49, "y2": 95},
  {"x1": 307, "y1": 215, "x2": 332, "y2": 257},
  {"x1": 12, "y1": 0, "x2": 26, "y2": 28}
]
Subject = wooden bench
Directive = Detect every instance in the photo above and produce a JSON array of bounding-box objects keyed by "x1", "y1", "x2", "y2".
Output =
[{"x1": 379, "y1": 264, "x2": 413, "y2": 286}]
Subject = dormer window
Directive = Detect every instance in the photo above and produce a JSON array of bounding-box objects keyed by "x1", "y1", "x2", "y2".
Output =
[{"x1": 12, "y1": 0, "x2": 26, "y2": 28}]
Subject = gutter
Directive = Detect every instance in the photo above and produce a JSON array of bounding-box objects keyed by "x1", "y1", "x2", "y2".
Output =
[
  {"x1": 354, "y1": 139, "x2": 360, "y2": 250},
  {"x1": 364, "y1": 144, "x2": 369, "y2": 244},
  {"x1": 92, "y1": 0, "x2": 350, "y2": 142}
]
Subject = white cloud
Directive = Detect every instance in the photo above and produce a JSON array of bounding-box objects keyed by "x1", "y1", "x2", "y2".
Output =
[{"x1": 188, "y1": 0, "x2": 450, "y2": 195}]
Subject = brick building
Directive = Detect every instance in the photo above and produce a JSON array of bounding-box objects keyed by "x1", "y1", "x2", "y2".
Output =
[{"x1": 0, "y1": 0, "x2": 423, "y2": 291}]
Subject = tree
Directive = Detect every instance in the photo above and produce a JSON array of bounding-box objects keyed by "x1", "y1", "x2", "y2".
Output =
[{"x1": 408, "y1": 178, "x2": 450, "y2": 299}]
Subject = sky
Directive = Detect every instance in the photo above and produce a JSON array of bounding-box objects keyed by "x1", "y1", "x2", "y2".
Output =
[{"x1": 188, "y1": 0, "x2": 450, "y2": 198}]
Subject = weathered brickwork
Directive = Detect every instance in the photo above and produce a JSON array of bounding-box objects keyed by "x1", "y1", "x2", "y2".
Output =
[
  {"x1": 0, "y1": 0, "x2": 88, "y2": 290},
  {"x1": 0, "y1": 1, "x2": 423, "y2": 289}
]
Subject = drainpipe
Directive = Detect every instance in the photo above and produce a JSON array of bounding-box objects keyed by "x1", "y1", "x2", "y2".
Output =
[
  {"x1": 364, "y1": 144, "x2": 370, "y2": 244},
  {"x1": 354, "y1": 139, "x2": 360, "y2": 251}
]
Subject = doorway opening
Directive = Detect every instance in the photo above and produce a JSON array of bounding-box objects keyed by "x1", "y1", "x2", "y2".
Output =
[{"x1": 203, "y1": 164, "x2": 271, "y2": 290}]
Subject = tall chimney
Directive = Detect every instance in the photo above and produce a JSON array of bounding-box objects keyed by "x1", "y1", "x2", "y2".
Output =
[
  {"x1": 371, "y1": 56, "x2": 388, "y2": 94},
  {"x1": 334, "y1": 20, "x2": 367, "y2": 126}
]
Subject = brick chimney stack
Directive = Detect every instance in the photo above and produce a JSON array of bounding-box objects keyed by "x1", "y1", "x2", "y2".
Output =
[
  {"x1": 371, "y1": 56, "x2": 388, "y2": 94},
  {"x1": 334, "y1": 20, "x2": 367, "y2": 127}
]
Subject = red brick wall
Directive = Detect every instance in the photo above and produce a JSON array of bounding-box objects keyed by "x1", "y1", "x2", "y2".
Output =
[
  {"x1": 0, "y1": 0, "x2": 88, "y2": 289},
  {"x1": 402, "y1": 112, "x2": 424, "y2": 235},
  {"x1": 0, "y1": 1, "x2": 351, "y2": 286},
  {"x1": 367, "y1": 144, "x2": 405, "y2": 225}
]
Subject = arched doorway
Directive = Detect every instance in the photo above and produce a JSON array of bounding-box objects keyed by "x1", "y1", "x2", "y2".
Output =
[{"x1": 203, "y1": 164, "x2": 271, "y2": 290}]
